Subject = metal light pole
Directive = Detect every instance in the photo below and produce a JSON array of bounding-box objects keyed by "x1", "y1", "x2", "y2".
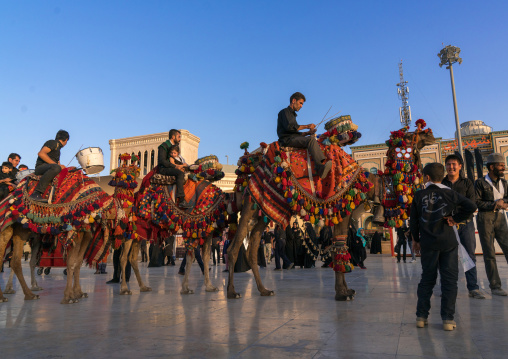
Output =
[{"x1": 438, "y1": 45, "x2": 463, "y2": 159}]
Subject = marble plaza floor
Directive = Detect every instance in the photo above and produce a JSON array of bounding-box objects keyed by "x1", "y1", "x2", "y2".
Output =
[{"x1": 1, "y1": 255, "x2": 508, "y2": 359}]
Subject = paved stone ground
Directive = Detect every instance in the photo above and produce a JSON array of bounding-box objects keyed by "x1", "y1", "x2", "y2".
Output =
[{"x1": 1, "y1": 255, "x2": 507, "y2": 358}]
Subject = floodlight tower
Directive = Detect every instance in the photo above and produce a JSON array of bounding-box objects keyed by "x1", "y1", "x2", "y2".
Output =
[
  {"x1": 438, "y1": 45, "x2": 463, "y2": 159},
  {"x1": 396, "y1": 61, "x2": 411, "y2": 127}
]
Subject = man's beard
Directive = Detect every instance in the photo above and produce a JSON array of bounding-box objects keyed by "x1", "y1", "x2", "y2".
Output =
[{"x1": 494, "y1": 168, "x2": 505, "y2": 178}]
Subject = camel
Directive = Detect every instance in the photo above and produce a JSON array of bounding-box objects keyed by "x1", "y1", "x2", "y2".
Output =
[
  {"x1": 226, "y1": 126, "x2": 435, "y2": 300},
  {"x1": 133, "y1": 155, "x2": 227, "y2": 296},
  {"x1": 0, "y1": 169, "x2": 124, "y2": 304}
]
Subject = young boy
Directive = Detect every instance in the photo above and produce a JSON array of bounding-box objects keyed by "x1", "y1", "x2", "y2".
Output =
[
  {"x1": 168, "y1": 145, "x2": 191, "y2": 209},
  {"x1": 410, "y1": 162, "x2": 477, "y2": 331},
  {"x1": 0, "y1": 161, "x2": 14, "y2": 201},
  {"x1": 30, "y1": 130, "x2": 69, "y2": 202}
]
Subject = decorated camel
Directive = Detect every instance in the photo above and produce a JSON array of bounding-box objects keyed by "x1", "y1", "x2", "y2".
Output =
[
  {"x1": 134, "y1": 154, "x2": 229, "y2": 295},
  {"x1": 0, "y1": 168, "x2": 120, "y2": 304},
  {"x1": 105, "y1": 154, "x2": 152, "y2": 295},
  {"x1": 226, "y1": 116, "x2": 435, "y2": 300}
]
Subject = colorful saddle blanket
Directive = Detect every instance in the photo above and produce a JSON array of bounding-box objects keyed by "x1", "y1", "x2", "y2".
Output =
[
  {"x1": 0, "y1": 168, "x2": 114, "y2": 237},
  {"x1": 247, "y1": 142, "x2": 372, "y2": 228},
  {"x1": 136, "y1": 173, "x2": 227, "y2": 249}
]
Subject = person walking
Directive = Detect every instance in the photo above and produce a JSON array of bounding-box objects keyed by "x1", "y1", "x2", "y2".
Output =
[{"x1": 273, "y1": 225, "x2": 293, "y2": 270}]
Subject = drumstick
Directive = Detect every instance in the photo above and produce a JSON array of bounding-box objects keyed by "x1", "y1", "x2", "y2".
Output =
[
  {"x1": 67, "y1": 144, "x2": 84, "y2": 167},
  {"x1": 316, "y1": 105, "x2": 332, "y2": 127},
  {"x1": 316, "y1": 110, "x2": 342, "y2": 130}
]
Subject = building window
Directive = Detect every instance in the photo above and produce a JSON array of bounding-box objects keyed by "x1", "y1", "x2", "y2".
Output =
[
  {"x1": 138, "y1": 151, "x2": 142, "y2": 167},
  {"x1": 143, "y1": 151, "x2": 148, "y2": 175},
  {"x1": 150, "y1": 150, "x2": 155, "y2": 170},
  {"x1": 118, "y1": 155, "x2": 121, "y2": 168},
  {"x1": 131, "y1": 152, "x2": 135, "y2": 165},
  {"x1": 370, "y1": 167, "x2": 378, "y2": 175}
]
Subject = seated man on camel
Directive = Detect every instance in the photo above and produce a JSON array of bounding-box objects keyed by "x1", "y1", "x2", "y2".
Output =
[
  {"x1": 157, "y1": 129, "x2": 192, "y2": 209},
  {"x1": 277, "y1": 92, "x2": 332, "y2": 179},
  {"x1": 30, "y1": 130, "x2": 69, "y2": 202}
]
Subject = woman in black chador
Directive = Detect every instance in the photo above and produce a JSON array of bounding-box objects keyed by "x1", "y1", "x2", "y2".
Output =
[
  {"x1": 347, "y1": 224, "x2": 367, "y2": 269},
  {"x1": 303, "y1": 223, "x2": 319, "y2": 268}
]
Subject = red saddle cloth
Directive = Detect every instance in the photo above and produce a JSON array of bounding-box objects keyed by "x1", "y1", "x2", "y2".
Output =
[
  {"x1": 276, "y1": 142, "x2": 360, "y2": 199},
  {"x1": 247, "y1": 141, "x2": 369, "y2": 228}
]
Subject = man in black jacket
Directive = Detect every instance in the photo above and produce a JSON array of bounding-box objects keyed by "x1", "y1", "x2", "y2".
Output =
[
  {"x1": 277, "y1": 92, "x2": 332, "y2": 179},
  {"x1": 474, "y1": 152, "x2": 508, "y2": 296},
  {"x1": 410, "y1": 163, "x2": 477, "y2": 331},
  {"x1": 442, "y1": 154, "x2": 484, "y2": 299},
  {"x1": 273, "y1": 225, "x2": 293, "y2": 270},
  {"x1": 157, "y1": 129, "x2": 191, "y2": 209}
]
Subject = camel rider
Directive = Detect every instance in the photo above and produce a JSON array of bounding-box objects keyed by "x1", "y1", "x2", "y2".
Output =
[
  {"x1": 157, "y1": 129, "x2": 192, "y2": 209},
  {"x1": 30, "y1": 130, "x2": 69, "y2": 203},
  {"x1": 277, "y1": 92, "x2": 332, "y2": 179}
]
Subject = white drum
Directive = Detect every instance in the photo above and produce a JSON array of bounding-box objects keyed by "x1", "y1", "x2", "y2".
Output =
[
  {"x1": 76, "y1": 147, "x2": 105, "y2": 174},
  {"x1": 16, "y1": 169, "x2": 35, "y2": 182}
]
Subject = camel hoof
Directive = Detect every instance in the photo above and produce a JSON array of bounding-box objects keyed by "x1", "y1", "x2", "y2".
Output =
[
  {"x1": 205, "y1": 286, "x2": 219, "y2": 292},
  {"x1": 31, "y1": 286, "x2": 43, "y2": 292},
  {"x1": 61, "y1": 298, "x2": 73, "y2": 304},
  {"x1": 180, "y1": 289, "x2": 194, "y2": 295},
  {"x1": 24, "y1": 294, "x2": 40, "y2": 300},
  {"x1": 120, "y1": 290, "x2": 132, "y2": 295},
  {"x1": 0, "y1": 297, "x2": 8, "y2": 302},
  {"x1": 3, "y1": 288, "x2": 16, "y2": 295},
  {"x1": 260, "y1": 290, "x2": 275, "y2": 297},
  {"x1": 227, "y1": 292, "x2": 242, "y2": 299},
  {"x1": 140, "y1": 286, "x2": 152, "y2": 292},
  {"x1": 78, "y1": 292, "x2": 88, "y2": 298}
]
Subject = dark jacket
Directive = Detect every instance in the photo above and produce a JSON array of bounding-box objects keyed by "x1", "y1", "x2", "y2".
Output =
[
  {"x1": 277, "y1": 107, "x2": 301, "y2": 145},
  {"x1": 442, "y1": 175, "x2": 476, "y2": 220},
  {"x1": 410, "y1": 184, "x2": 477, "y2": 251},
  {"x1": 475, "y1": 176, "x2": 508, "y2": 212}
]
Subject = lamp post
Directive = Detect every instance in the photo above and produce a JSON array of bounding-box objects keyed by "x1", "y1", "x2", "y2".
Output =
[{"x1": 438, "y1": 45, "x2": 463, "y2": 159}]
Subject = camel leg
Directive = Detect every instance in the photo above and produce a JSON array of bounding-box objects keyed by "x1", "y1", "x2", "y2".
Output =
[
  {"x1": 227, "y1": 199, "x2": 257, "y2": 299},
  {"x1": 245, "y1": 219, "x2": 274, "y2": 297},
  {"x1": 71, "y1": 232, "x2": 92, "y2": 300},
  {"x1": 342, "y1": 271, "x2": 356, "y2": 298},
  {"x1": 119, "y1": 240, "x2": 133, "y2": 295},
  {"x1": 61, "y1": 234, "x2": 81, "y2": 304},
  {"x1": 0, "y1": 227, "x2": 14, "y2": 302},
  {"x1": 4, "y1": 269, "x2": 16, "y2": 294},
  {"x1": 335, "y1": 271, "x2": 353, "y2": 301},
  {"x1": 11, "y1": 228, "x2": 39, "y2": 300},
  {"x1": 30, "y1": 237, "x2": 43, "y2": 291},
  {"x1": 180, "y1": 251, "x2": 195, "y2": 294},
  {"x1": 202, "y1": 236, "x2": 218, "y2": 292},
  {"x1": 129, "y1": 240, "x2": 151, "y2": 292}
]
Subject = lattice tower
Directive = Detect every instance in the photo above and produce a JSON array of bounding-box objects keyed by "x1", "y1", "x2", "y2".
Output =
[{"x1": 396, "y1": 61, "x2": 411, "y2": 126}]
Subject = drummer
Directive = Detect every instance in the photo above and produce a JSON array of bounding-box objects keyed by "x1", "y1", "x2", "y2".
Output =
[
  {"x1": 157, "y1": 129, "x2": 192, "y2": 209},
  {"x1": 277, "y1": 92, "x2": 332, "y2": 179},
  {"x1": 29, "y1": 130, "x2": 69, "y2": 202}
]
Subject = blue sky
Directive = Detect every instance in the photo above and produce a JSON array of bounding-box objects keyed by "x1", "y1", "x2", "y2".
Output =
[{"x1": 1, "y1": 1, "x2": 507, "y2": 171}]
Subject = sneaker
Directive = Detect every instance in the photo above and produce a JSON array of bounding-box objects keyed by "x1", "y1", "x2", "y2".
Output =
[
  {"x1": 178, "y1": 271, "x2": 185, "y2": 276},
  {"x1": 443, "y1": 320, "x2": 457, "y2": 331},
  {"x1": 317, "y1": 161, "x2": 333, "y2": 179},
  {"x1": 416, "y1": 317, "x2": 428, "y2": 328},
  {"x1": 286, "y1": 263, "x2": 294, "y2": 270},
  {"x1": 469, "y1": 289, "x2": 486, "y2": 299},
  {"x1": 222, "y1": 269, "x2": 229, "y2": 272},
  {"x1": 410, "y1": 259, "x2": 416, "y2": 263},
  {"x1": 106, "y1": 279, "x2": 119, "y2": 284},
  {"x1": 491, "y1": 288, "x2": 508, "y2": 296},
  {"x1": 274, "y1": 268, "x2": 282, "y2": 271},
  {"x1": 360, "y1": 266, "x2": 367, "y2": 269},
  {"x1": 30, "y1": 192, "x2": 48, "y2": 203}
]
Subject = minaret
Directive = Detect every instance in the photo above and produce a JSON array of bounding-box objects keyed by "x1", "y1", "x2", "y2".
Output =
[{"x1": 396, "y1": 61, "x2": 412, "y2": 126}]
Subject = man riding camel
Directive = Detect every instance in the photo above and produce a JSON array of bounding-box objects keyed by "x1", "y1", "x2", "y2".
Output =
[
  {"x1": 277, "y1": 92, "x2": 332, "y2": 179},
  {"x1": 157, "y1": 129, "x2": 192, "y2": 209}
]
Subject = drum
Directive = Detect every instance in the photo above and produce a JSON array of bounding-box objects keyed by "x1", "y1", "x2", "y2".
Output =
[
  {"x1": 325, "y1": 115, "x2": 353, "y2": 132},
  {"x1": 76, "y1": 147, "x2": 105, "y2": 174},
  {"x1": 189, "y1": 155, "x2": 222, "y2": 171},
  {"x1": 16, "y1": 169, "x2": 35, "y2": 182}
]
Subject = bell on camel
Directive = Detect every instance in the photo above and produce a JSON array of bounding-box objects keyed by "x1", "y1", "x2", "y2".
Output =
[{"x1": 372, "y1": 205, "x2": 385, "y2": 224}]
